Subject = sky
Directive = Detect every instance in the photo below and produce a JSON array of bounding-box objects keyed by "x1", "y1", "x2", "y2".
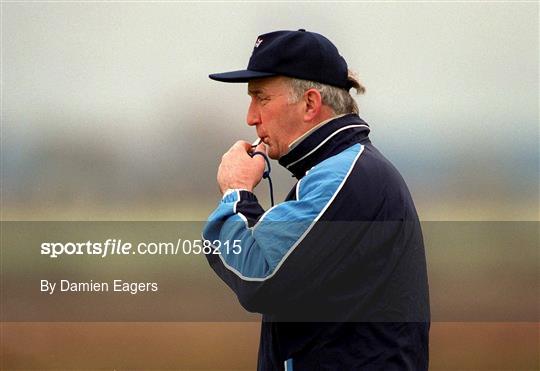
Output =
[{"x1": 2, "y1": 1, "x2": 538, "y2": 220}]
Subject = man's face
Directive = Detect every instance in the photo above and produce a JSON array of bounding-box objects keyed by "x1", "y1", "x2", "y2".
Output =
[{"x1": 247, "y1": 76, "x2": 304, "y2": 159}]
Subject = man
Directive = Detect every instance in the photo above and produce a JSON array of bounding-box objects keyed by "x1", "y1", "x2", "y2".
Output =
[{"x1": 203, "y1": 29, "x2": 430, "y2": 370}]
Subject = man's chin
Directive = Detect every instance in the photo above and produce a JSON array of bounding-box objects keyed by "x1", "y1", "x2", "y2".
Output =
[{"x1": 268, "y1": 151, "x2": 280, "y2": 160}]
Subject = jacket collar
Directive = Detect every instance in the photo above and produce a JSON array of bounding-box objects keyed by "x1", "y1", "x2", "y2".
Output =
[{"x1": 278, "y1": 114, "x2": 371, "y2": 179}]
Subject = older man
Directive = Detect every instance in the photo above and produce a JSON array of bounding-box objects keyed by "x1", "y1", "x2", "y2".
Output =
[{"x1": 203, "y1": 29, "x2": 430, "y2": 370}]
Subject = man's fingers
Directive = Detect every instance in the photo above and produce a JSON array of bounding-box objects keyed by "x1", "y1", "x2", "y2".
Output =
[
  {"x1": 224, "y1": 140, "x2": 266, "y2": 166},
  {"x1": 228, "y1": 140, "x2": 266, "y2": 161},
  {"x1": 232, "y1": 140, "x2": 252, "y2": 152},
  {"x1": 254, "y1": 142, "x2": 267, "y2": 154}
]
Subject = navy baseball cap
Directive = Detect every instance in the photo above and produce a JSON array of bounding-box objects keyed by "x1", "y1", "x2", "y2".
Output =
[{"x1": 209, "y1": 29, "x2": 352, "y2": 90}]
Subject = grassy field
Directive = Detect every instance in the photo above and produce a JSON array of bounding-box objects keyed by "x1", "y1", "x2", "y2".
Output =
[
  {"x1": 1, "y1": 210, "x2": 538, "y2": 368},
  {"x1": 2, "y1": 322, "x2": 538, "y2": 370}
]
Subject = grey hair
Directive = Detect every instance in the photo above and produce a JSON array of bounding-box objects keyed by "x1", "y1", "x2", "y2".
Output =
[{"x1": 286, "y1": 70, "x2": 366, "y2": 114}]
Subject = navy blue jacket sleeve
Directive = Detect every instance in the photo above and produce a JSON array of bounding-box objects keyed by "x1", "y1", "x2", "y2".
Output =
[{"x1": 202, "y1": 144, "x2": 364, "y2": 313}]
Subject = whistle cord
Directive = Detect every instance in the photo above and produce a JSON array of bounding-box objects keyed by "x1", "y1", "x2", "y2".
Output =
[{"x1": 251, "y1": 151, "x2": 275, "y2": 207}]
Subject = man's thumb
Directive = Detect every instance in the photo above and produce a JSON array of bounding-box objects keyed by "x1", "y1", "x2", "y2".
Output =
[{"x1": 254, "y1": 142, "x2": 267, "y2": 154}]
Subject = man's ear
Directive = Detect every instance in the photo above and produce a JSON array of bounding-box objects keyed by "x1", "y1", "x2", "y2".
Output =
[{"x1": 303, "y1": 88, "x2": 322, "y2": 122}]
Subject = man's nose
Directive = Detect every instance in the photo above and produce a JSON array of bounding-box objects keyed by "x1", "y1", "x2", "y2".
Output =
[{"x1": 246, "y1": 100, "x2": 260, "y2": 126}]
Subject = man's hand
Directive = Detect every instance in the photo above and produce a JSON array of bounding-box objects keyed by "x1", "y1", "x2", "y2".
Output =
[{"x1": 217, "y1": 140, "x2": 267, "y2": 194}]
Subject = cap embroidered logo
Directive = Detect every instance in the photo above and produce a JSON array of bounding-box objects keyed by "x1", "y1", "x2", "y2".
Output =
[{"x1": 254, "y1": 38, "x2": 263, "y2": 48}]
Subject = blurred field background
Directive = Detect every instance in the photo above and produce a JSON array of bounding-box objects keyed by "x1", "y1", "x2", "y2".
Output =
[{"x1": 1, "y1": 1, "x2": 538, "y2": 370}]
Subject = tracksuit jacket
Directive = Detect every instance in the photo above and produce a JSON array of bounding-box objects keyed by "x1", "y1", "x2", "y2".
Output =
[{"x1": 203, "y1": 113, "x2": 430, "y2": 370}]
